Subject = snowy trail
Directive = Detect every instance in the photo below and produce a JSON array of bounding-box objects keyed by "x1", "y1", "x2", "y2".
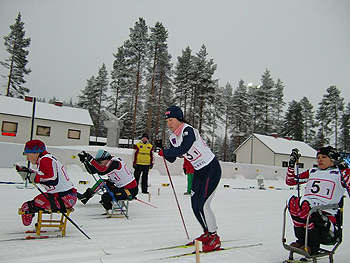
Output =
[{"x1": 0, "y1": 167, "x2": 349, "y2": 263}]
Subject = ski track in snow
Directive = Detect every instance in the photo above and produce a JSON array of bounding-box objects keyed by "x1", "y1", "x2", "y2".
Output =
[{"x1": 0, "y1": 167, "x2": 349, "y2": 263}]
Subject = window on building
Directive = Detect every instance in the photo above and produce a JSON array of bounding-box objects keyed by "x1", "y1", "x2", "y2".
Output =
[
  {"x1": 298, "y1": 163, "x2": 304, "y2": 168},
  {"x1": 1, "y1": 121, "x2": 18, "y2": 136},
  {"x1": 68, "y1": 129, "x2": 81, "y2": 140},
  {"x1": 36, "y1": 125, "x2": 51, "y2": 137},
  {"x1": 282, "y1": 161, "x2": 288, "y2": 167}
]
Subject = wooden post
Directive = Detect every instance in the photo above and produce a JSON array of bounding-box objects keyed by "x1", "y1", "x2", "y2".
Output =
[{"x1": 195, "y1": 240, "x2": 201, "y2": 263}]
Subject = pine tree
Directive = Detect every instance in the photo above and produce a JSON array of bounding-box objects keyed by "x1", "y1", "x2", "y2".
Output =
[
  {"x1": 272, "y1": 78, "x2": 286, "y2": 135},
  {"x1": 314, "y1": 98, "x2": 332, "y2": 148},
  {"x1": 283, "y1": 100, "x2": 303, "y2": 141},
  {"x1": 146, "y1": 22, "x2": 173, "y2": 141},
  {"x1": 146, "y1": 22, "x2": 167, "y2": 136},
  {"x1": 220, "y1": 82, "x2": 233, "y2": 161},
  {"x1": 127, "y1": 17, "x2": 149, "y2": 146},
  {"x1": 94, "y1": 63, "x2": 109, "y2": 138},
  {"x1": 174, "y1": 46, "x2": 195, "y2": 121},
  {"x1": 109, "y1": 45, "x2": 130, "y2": 116},
  {"x1": 339, "y1": 102, "x2": 350, "y2": 152},
  {"x1": 193, "y1": 44, "x2": 217, "y2": 133},
  {"x1": 247, "y1": 82, "x2": 261, "y2": 134},
  {"x1": 258, "y1": 69, "x2": 275, "y2": 134},
  {"x1": 300, "y1": 97, "x2": 316, "y2": 145},
  {"x1": 323, "y1": 86, "x2": 344, "y2": 148},
  {"x1": 1, "y1": 13, "x2": 31, "y2": 98},
  {"x1": 230, "y1": 80, "x2": 250, "y2": 150},
  {"x1": 77, "y1": 76, "x2": 98, "y2": 140}
]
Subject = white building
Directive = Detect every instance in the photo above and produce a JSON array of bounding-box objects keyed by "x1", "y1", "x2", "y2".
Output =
[
  {"x1": 234, "y1": 133, "x2": 317, "y2": 169},
  {"x1": 0, "y1": 95, "x2": 93, "y2": 146}
]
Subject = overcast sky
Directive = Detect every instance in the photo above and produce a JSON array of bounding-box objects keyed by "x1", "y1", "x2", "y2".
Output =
[{"x1": 0, "y1": 0, "x2": 349, "y2": 110}]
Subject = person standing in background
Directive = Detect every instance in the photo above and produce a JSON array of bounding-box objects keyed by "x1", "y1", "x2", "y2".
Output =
[
  {"x1": 183, "y1": 158, "x2": 194, "y2": 195},
  {"x1": 133, "y1": 133, "x2": 154, "y2": 194}
]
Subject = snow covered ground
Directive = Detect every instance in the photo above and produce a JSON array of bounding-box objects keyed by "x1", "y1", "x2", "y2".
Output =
[{"x1": 0, "y1": 165, "x2": 349, "y2": 263}]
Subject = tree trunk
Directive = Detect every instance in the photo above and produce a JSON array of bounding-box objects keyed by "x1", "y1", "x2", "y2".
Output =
[
  {"x1": 147, "y1": 48, "x2": 158, "y2": 135},
  {"x1": 131, "y1": 63, "x2": 141, "y2": 147}
]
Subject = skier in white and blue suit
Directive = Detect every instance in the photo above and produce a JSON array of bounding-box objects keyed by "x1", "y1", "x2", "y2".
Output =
[{"x1": 158, "y1": 105, "x2": 222, "y2": 252}]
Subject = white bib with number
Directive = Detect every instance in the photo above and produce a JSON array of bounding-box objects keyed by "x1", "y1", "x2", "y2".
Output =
[
  {"x1": 105, "y1": 157, "x2": 134, "y2": 188},
  {"x1": 169, "y1": 124, "x2": 215, "y2": 170},
  {"x1": 302, "y1": 168, "x2": 345, "y2": 214}
]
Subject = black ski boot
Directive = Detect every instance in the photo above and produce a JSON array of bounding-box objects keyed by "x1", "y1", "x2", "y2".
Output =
[{"x1": 78, "y1": 188, "x2": 94, "y2": 204}]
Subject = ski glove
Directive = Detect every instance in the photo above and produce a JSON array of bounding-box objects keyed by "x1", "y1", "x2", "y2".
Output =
[
  {"x1": 16, "y1": 165, "x2": 36, "y2": 183},
  {"x1": 328, "y1": 149, "x2": 341, "y2": 163},
  {"x1": 289, "y1": 148, "x2": 300, "y2": 168},
  {"x1": 158, "y1": 149, "x2": 164, "y2": 157},
  {"x1": 78, "y1": 151, "x2": 88, "y2": 163},
  {"x1": 78, "y1": 151, "x2": 93, "y2": 163},
  {"x1": 335, "y1": 159, "x2": 348, "y2": 170}
]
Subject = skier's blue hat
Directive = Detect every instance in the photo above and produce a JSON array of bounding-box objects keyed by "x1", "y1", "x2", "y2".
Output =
[{"x1": 165, "y1": 105, "x2": 184, "y2": 120}]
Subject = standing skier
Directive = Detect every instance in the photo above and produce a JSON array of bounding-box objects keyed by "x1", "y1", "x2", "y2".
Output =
[
  {"x1": 16, "y1": 139, "x2": 77, "y2": 226},
  {"x1": 78, "y1": 149, "x2": 138, "y2": 210},
  {"x1": 285, "y1": 146, "x2": 350, "y2": 255},
  {"x1": 133, "y1": 133, "x2": 154, "y2": 194},
  {"x1": 158, "y1": 105, "x2": 222, "y2": 252}
]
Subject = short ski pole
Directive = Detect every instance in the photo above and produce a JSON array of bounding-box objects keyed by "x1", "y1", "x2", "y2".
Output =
[
  {"x1": 296, "y1": 159, "x2": 300, "y2": 199},
  {"x1": 31, "y1": 182, "x2": 91, "y2": 239},
  {"x1": 95, "y1": 174, "x2": 130, "y2": 220},
  {"x1": 162, "y1": 157, "x2": 190, "y2": 240}
]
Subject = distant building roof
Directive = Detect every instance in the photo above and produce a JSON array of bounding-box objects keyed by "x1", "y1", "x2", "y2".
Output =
[
  {"x1": 0, "y1": 95, "x2": 93, "y2": 126},
  {"x1": 235, "y1": 133, "x2": 317, "y2": 157}
]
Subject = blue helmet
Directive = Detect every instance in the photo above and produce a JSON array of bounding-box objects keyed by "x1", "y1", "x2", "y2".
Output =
[{"x1": 95, "y1": 149, "x2": 111, "y2": 161}]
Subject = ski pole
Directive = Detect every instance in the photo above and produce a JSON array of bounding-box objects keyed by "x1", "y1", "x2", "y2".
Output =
[
  {"x1": 296, "y1": 159, "x2": 300, "y2": 199},
  {"x1": 162, "y1": 157, "x2": 190, "y2": 240},
  {"x1": 31, "y1": 182, "x2": 91, "y2": 239},
  {"x1": 95, "y1": 174, "x2": 130, "y2": 220},
  {"x1": 135, "y1": 197, "x2": 157, "y2": 209}
]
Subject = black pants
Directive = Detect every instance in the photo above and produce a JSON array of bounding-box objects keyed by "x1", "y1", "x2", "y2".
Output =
[
  {"x1": 134, "y1": 164, "x2": 150, "y2": 193},
  {"x1": 294, "y1": 227, "x2": 320, "y2": 255},
  {"x1": 100, "y1": 187, "x2": 138, "y2": 210}
]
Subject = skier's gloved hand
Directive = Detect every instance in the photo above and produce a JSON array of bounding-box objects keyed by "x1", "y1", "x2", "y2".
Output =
[
  {"x1": 149, "y1": 164, "x2": 153, "y2": 169},
  {"x1": 328, "y1": 148, "x2": 341, "y2": 163},
  {"x1": 85, "y1": 153, "x2": 93, "y2": 163},
  {"x1": 133, "y1": 164, "x2": 137, "y2": 169},
  {"x1": 158, "y1": 149, "x2": 164, "y2": 157},
  {"x1": 335, "y1": 159, "x2": 348, "y2": 170},
  {"x1": 155, "y1": 139, "x2": 163, "y2": 149},
  {"x1": 78, "y1": 151, "x2": 88, "y2": 163},
  {"x1": 289, "y1": 148, "x2": 300, "y2": 168},
  {"x1": 16, "y1": 165, "x2": 36, "y2": 182}
]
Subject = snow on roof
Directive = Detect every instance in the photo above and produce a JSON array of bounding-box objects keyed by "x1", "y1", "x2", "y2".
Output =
[
  {"x1": 254, "y1": 133, "x2": 317, "y2": 157},
  {"x1": 0, "y1": 95, "x2": 93, "y2": 126}
]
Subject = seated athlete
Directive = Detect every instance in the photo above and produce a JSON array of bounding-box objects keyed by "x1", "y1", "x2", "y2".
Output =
[
  {"x1": 77, "y1": 149, "x2": 138, "y2": 210},
  {"x1": 286, "y1": 146, "x2": 350, "y2": 255},
  {"x1": 16, "y1": 139, "x2": 77, "y2": 226}
]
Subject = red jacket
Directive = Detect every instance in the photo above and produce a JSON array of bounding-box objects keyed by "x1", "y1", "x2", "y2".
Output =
[{"x1": 183, "y1": 158, "x2": 194, "y2": 174}]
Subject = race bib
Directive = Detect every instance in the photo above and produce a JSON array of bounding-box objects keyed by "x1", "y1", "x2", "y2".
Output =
[{"x1": 304, "y1": 179, "x2": 335, "y2": 200}]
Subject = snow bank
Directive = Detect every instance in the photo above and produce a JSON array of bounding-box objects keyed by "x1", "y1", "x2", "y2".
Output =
[{"x1": 0, "y1": 142, "x2": 287, "y2": 180}]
